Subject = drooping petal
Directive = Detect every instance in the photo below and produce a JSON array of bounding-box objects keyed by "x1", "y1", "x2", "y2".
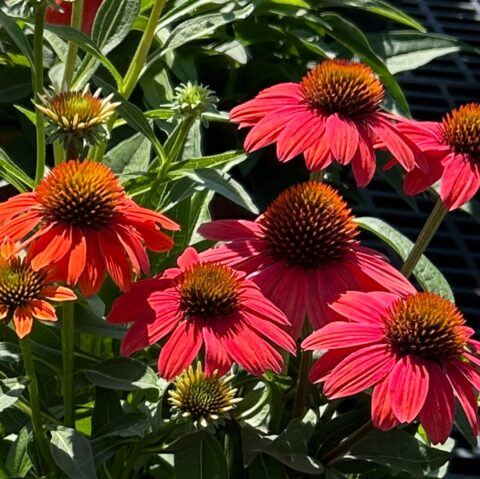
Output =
[
  {"x1": 40, "y1": 285, "x2": 77, "y2": 302},
  {"x1": 0, "y1": 193, "x2": 39, "y2": 222},
  {"x1": 0, "y1": 305, "x2": 9, "y2": 319},
  {"x1": 198, "y1": 220, "x2": 262, "y2": 241},
  {"x1": 99, "y1": 228, "x2": 132, "y2": 292},
  {"x1": 326, "y1": 114, "x2": 359, "y2": 164},
  {"x1": 276, "y1": 110, "x2": 325, "y2": 162},
  {"x1": 67, "y1": 228, "x2": 87, "y2": 285},
  {"x1": 308, "y1": 347, "x2": 358, "y2": 383},
  {"x1": 444, "y1": 360, "x2": 479, "y2": 437},
  {"x1": 440, "y1": 155, "x2": 480, "y2": 211},
  {"x1": 351, "y1": 125, "x2": 376, "y2": 187},
  {"x1": 389, "y1": 355, "x2": 429, "y2": 423},
  {"x1": 419, "y1": 362, "x2": 455, "y2": 444},
  {"x1": 369, "y1": 113, "x2": 415, "y2": 171},
  {"x1": 203, "y1": 326, "x2": 233, "y2": 376},
  {"x1": 176, "y1": 247, "x2": 200, "y2": 270},
  {"x1": 13, "y1": 307, "x2": 33, "y2": 338},
  {"x1": 303, "y1": 131, "x2": 333, "y2": 172},
  {"x1": 126, "y1": 218, "x2": 174, "y2": 252},
  {"x1": 121, "y1": 204, "x2": 180, "y2": 231},
  {"x1": 302, "y1": 322, "x2": 384, "y2": 351},
  {"x1": 29, "y1": 225, "x2": 73, "y2": 271},
  {"x1": 115, "y1": 224, "x2": 150, "y2": 276},
  {"x1": 78, "y1": 232, "x2": 106, "y2": 296},
  {"x1": 329, "y1": 291, "x2": 398, "y2": 325},
  {"x1": 372, "y1": 374, "x2": 400, "y2": 431},
  {"x1": 324, "y1": 343, "x2": 396, "y2": 399},
  {"x1": 158, "y1": 320, "x2": 203, "y2": 380},
  {"x1": 29, "y1": 299, "x2": 57, "y2": 321},
  {"x1": 0, "y1": 210, "x2": 43, "y2": 243},
  {"x1": 120, "y1": 310, "x2": 182, "y2": 357}
]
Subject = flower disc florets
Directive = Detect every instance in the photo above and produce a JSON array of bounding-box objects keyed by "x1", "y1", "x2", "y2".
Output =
[
  {"x1": 385, "y1": 292, "x2": 468, "y2": 361},
  {"x1": 442, "y1": 103, "x2": 480, "y2": 161},
  {"x1": 300, "y1": 59, "x2": 384, "y2": 118},
  {"x1": 37, "y1": 84, "x2": 119, "y2": 149},
  {"x1": 259, "y1": 182, "x2": 359, "y2": 269},
  {"x1": 169, "y1": 362, "x2": 241, "y2": 428}
]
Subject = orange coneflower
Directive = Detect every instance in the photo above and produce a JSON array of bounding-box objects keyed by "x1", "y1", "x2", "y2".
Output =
[
  {"x1": 0, "y1": 160, "x2": 179, "y2": 296},
  {"x1": 0, "y1": 238, "x2": 76, "y2": 338}
]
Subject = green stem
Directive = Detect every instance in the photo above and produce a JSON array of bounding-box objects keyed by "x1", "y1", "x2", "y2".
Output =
[
  {"x1": 62, "y1": 0, "x2": 84, "y2": 87},
  {"x1": 121, "y1": 440, "x2": 145, "y2": 479},
  {"x1": 15, "y1": 398, "x2": 62, "y2": 425},
  {"x1": 292, "y1": 348, "x2": 312, "y2": 418},
  {"x1": 320, "y1": 420, "x2": 374, "y2": 465},
  {"x1": 401, "y1": 198, "x2": 448, "y2": 278},
  {"x1": 20, "y1": 338, "x2": 57, "y2": 472},
  {"x1": 61, "y1": 302, "x2": 75, "y2": 427},
  {"x1": 90, "y1": 0, "x2": 166, "y2": 163},
  {"x1": 310, "y1": 170, "x2": 325, "y2": 182},
  {"x1": 33, "y1": 4, "x2": 47, "y2": 185}
]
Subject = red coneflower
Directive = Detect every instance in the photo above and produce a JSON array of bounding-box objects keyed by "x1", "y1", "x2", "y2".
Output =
[
  {"x1": 199, "y1": 182, "x2": 414, "y2": 338},
  {"x1": 397, "y1": 103, "x2": 480, "y2": 210},
  {"x1": 0, "y1": 238, "x2": 76, "y2": 338},
  {"x1": 45, "y1": 0, "x2": 103, "y2": 36},
  {"x1": 107, "y1": 247, "x2": 296, "y2": 380},
  {"x1": 303, "y1": 290, "x2": 480, "y2": 444},
  {"x1": 230, "y1": 59, "x2": 417, "y2": 186},
  {"x1": 0, "y1": 160, "x2": 178, "y2": 296}
]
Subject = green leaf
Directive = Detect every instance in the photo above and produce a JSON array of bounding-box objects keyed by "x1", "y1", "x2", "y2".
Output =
[
  {"x1": 0, "y1": 378, "x2": 27, "y2": 413},
  {"x1": 91, "y1": 387, "x2": 123, "y2": 437},
  {"x1": 6, "y1": 426, "x2": 32, "y2": 476},
  {"x1": 320, "y1": 12, "x2": 410, "y2": 115},
  {"x1": 93, "y1": 413, "x2": 148, "y2": 440},
  {"x1": 44, "y1": 24, "x2": 123, "y2": 88},
  {"x1": 92, "y1": 0, "x2": 140, "y2": 54},
  {"x1": 84, "y1": 358, "x2": 163, "y2": 392},
  {"x1": 174, "y1": 432, "x2": 228, "y2": 479},
  {"x1": 50, "y1": 426, "x2": 97, "y2": 479},
  {"x1": 0, "y1": 145, "x2": 34, "y2": 192},
  {"x1": 158, "y1": 3, "x2": 255, "y2": 55},
  {"x1": 183, "y1": 169, "x2": 258, "y2": 213},
  {"x1": 248, "y1": 454, "x2": 288, "y2": 479},
  {"x1": 0, "y1": 10, "x2": 34, "y2": 68},
  {"x1": 356, "y1": 217, "x2": 454, "y2": 301},
  {"x1": 367, "y1": 31, "x2": 466, "y2": 74},
  {"x1": 172, "y1": 150, "x2": 247, "y2": 173},
  {"x1": 350, "y1": 429, "x2": 451, "y2": 476}
]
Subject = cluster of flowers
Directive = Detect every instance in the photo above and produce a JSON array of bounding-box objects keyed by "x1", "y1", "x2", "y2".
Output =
[{"x1": 1, "y1": 58, "x2": 479, "y2": 442}]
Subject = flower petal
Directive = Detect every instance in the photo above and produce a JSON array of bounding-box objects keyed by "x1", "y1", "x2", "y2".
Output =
[
  {"x1": 30, "y1": 299, "x2": 57, "y2": 321},
  {"x1": 40, "y1": 285, "x2": 76, "y2": 302},
  {"x1": 389, "y1": 355, "x2": 429, "y2": 423},
  {"x1": 308, "y1": 347, "x2": 357, "y2": 383},
  {"x1": 351, "y1": 125, "x2": 376, "y2": 186},
  {"x1": 198, "y1": 220, "x2": 262, "y2": 241},
  {"x1": 0, "y1": 305, "x2": 9, "y2": 319},
  {"x1": 99, "y1": 228, "x2": 132, "y2": 292},
  {"x1": 326, "y1": 114, "x2": 359, "y2": 164},
  {"x1": 372, "y1": 374, "x2": 400, "y2": 431},
  {"x1": 324, "y1": 343, "x2": 396, "y2": 399},
  {"x1": 13, "y1": 307, "x2": 33, "y2": 338},
  {"x1": 177, "y1": 247, "x2": 200, "y2": 270},
  {"x1": 419, "y1": 362, "x2": 454, "y2": 444},
  {"x1": 79, "y1": 232, "x2": 106, "y2": 296},
  {"x1": 67, "y1": 228, "x2": 87, "y2": 285},
  {"x1": 29, "y1": 225, "x2": 73, "y2": 271}
]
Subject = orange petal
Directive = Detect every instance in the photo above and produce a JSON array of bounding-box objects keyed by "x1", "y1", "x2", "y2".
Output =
[
  {"x1": 67, "y1": 228, "x2": 87, "y2": 285},
  {"x1": 0, "y1": 237, "x2": 16, "y2": 259},
  {"x1": 40, "y1": 285, "x2": 77, "y2": 302},
  {"x1": 13, "y1": 307, "x2": 33, "y2": 339},
  {"x1": 30, "y1": 299, "x2": 57, "y2": 321},
  {"x1": 0, "y1": 304, "x2": 9, "y2": 320}
]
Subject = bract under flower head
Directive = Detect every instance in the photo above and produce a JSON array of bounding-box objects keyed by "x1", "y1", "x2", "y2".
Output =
[
  {"x1": 303, "y1": 290, "x2": 480, "y2": 444},
  {"x1": 230, "y1": 58, "x2": 419, "y2": 186},
  {"x1": 0, "y1": 238, "x2": 76, "y2": 338},
  {"x1": 0, "y1": 160, "x2": 179, "y2": 296},
  {"x1": 169, "y1": 362, "x2": 241, "y2": 428},
  {"x1": 397, "y1": 103, "x2": 480, "y2": 210},
  {"x1": 107, "y1": 247, "x2": 296, "y2": 380},
  {"x1": 199, "y1": 182, "x2": 415, "y2": 338}
]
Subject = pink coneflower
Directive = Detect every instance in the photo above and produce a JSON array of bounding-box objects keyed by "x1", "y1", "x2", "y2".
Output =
[
  {"x1": 303, "y1": 291, "x2": 480, "y2": 444},
  {"x1": 107, "y1": 247, "x2": 295, "y2": 380},
  {"x1": 0, "y1": 160, "x2": 178, "y2": 296},
  {"x1": 230, "y1": 59, "x2": 417, "y2": 186},
  {"x1": 199, "y1": 182, "x2": 414, "y2": 338},
  {"x1": 397, "y1": 103, "x2": 480, "y2": 210}
]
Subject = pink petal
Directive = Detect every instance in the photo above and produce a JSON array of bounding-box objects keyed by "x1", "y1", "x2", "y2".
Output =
[
  {"x1": 440, "y1": 155, "x2": 480, "y2": 211},
  {"x1": 198, "y1": 220, "x2": 261, "y2": 241},
  {"x1": 241, "y1": 285, "x2": 291, "y2": 326},
  {"x1": 324, "y1": 343, "x2": 396, "y2": 399},
  {"x1": 444, "y1": 360, "x2": 479, "y2": 437},
  {"x1": 349, "y1": 247, "x2": 416, "y2": 296},
  {"x1": 303, "y1": 132, "x2": 333, "y2": 172},
  {"x1": 369, "y1": 113, "x2": 415, "y2": 171},
  {"x1": 448, "y1": 358, "x2": 480, "y2": 392},
  {"x1": 419, "y1": 362, "x2": 455, "y2": 444},
  {"x1": 302, "y1": 322, "x2": 384, "y2": 351},
  {"x1": 158, "y1": 320, "x2": 203, "y2": 380},
  {"x1": 404, "y1": 161, "x2": 444, "y2": 196},
  {"x1": 372, "y1": 374, "x2": 400, "y2": 431},
  {"x1": 389, "y1": 355, "x2": 429, "y2": 423},
  {"x1": 177, "y1": 246, "x2": 199, "y2": 270},
  {"x1": 203, "y1": 326, "x2": 232, "y2": 376},
  {"x1": 276, "y1": 110, "x2": 325, "y2": 162},
  {"x1": 351, "y1": 125, "x2": 376, "y2": 186},
  {"x1": 329, "y1": 291, "x2": 398, "y2": 325},
  {"x1": 308, "y1": 347, "x2": 358, "y2": 383},
  {"x1": 326, "y1": 114, "x2": 359, "y2": 164}
]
